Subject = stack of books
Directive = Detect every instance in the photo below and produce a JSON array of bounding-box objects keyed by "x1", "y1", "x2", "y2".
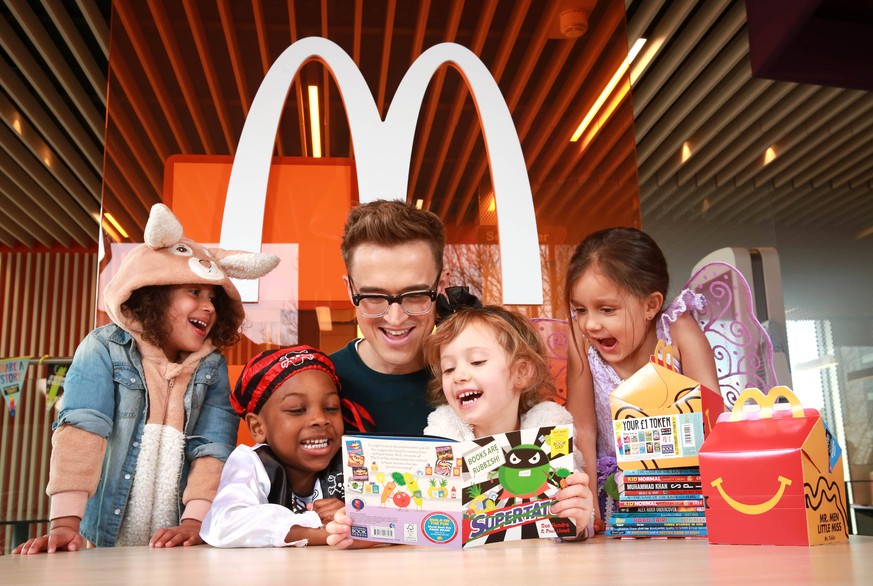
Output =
[{"x1": 606, "y1": 467, "x2": 706, "y2": 538}]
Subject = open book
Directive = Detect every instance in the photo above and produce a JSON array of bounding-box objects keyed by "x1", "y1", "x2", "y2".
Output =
[{"x1": 341, "y1": 424, "x2": 576, "y2": 548}]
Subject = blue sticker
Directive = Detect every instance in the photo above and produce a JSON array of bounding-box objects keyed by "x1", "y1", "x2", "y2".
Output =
[
  {"x1": 822, "y1": 420, "x2": 842, "y2": 474},
  {"x1": 421, "y1": 513, "x2": 458, "y2": 544}
]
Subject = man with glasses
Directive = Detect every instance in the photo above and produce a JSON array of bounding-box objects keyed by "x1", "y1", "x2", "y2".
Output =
[{"x1": 331, "y1": 199, "x2": 448, "y2": 435}]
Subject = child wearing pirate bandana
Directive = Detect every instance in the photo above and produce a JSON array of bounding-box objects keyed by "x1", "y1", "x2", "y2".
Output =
[{"x1": 200, "y1": 346, "x2": 345, "y2": 547}]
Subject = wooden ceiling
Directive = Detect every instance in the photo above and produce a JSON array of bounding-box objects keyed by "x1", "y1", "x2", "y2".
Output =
[{"x1": 1, "y1": 0, "x2": 872, "y2": 251}]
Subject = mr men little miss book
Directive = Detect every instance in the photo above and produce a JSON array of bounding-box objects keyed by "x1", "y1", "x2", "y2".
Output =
[{"x1": 341, "y1": 425, "x2": 577, "y2": 548}]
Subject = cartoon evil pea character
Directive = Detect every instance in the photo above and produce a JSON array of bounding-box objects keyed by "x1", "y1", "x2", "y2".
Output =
[{"x1": 497, "y1": 444, "x2": 567, "y2": 499}]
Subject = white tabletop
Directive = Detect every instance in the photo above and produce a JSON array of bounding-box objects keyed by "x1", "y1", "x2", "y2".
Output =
[{"x1": 2, "y1": 535, "x2": 871, "y2": 585}]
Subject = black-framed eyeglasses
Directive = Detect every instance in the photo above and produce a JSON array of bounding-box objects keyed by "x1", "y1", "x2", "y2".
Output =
[{"x1": 348, "y1": 275, "x2": 439, "y2": 318}]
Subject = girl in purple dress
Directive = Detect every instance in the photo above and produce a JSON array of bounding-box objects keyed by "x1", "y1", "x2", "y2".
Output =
[{"x1": 563, "y1": 228, "x2": 720, "y2": 532}]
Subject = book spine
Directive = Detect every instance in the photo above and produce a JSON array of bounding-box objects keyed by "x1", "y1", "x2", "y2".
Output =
[
  {"x1": 619, "y1": 468, "x2": 699, "y2": 476},
  {"x1": 622, "y1": 475, "x2": 701, "y2": 483},
  {"x1": 606, "y1": 530, "x2": 708, "y2": 537},
  {"x1": 611, "y1": 519, "x2": 706, "y2": 527},
  {"x1": 623, "y1": 489, "x2": 703, "y2": 496},
  {"x1": 617, "y1": 506, "x2": 705, "y2": 513},
  {"x1": 623, "y1": 482, "x2": 702, "y2": 490},
  {"x1": 618, "y1": 499, "x2": 705, "y2": 507},
  {"x1": 611, "y1": 512, "x2": 706, "y2": 519}
]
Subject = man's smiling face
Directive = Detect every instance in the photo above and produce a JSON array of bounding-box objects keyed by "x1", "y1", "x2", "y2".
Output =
[{"x1": 345, "y1": 240, "x2": 443, "y2": 374}]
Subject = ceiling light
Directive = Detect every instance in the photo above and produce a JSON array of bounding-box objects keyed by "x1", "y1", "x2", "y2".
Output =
[
  {"x1": 681, "y1": 141, "x2": 692, "y2": 163},
  {"x1": 571, "y1": 38, "x2": 646, "y2": 143},
  {"x1": 12, "y1": 117, "x2": 22, "y2": 134},
  {"x1": 308, "y1": 85, "x2": 322, "y2": 158},
  {"x1": 103, "y1": 212, "x2": 129, "y2": 238},
  {"x1": 415, "y1": 199, "x2": 424, "y2": 209},
  {"x1": 855, "y1": 226, "x2": 873, "y2": 240},
  {"x1": 101, "y1": 220, "x2": 121, "y2": 243},
  {"x1": 764, "y1": 146, "x2": 777, "y2": 165}
]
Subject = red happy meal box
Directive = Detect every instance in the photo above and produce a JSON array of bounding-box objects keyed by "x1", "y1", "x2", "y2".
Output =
[{"x1": 698, "y1": 387, "x2": 848, "y2": 546}]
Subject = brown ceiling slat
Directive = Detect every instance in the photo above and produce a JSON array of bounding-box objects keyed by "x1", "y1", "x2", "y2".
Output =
[
  {"x1": 376, "y1": 0, "x2": 397, "y2": 115},
  {"x1": 0, "y1": 58, "x2": 102, "y2": 194},
  {"x1": 738, "y1": 92, "x2": 870, "y2": 188},
  {"x1": 849, "y1": 167, "x2": 873, "y2": 190},
  {"x1": 436, "y1": 0, "x2": 560, "y2": 220},
  {"x1": 634, "y1": 4, "x2": 746, "y2": 145},
  {"x1": 628, "y1": 0, "x2": 697, "y2": 115},
  {"x1": 106, "y1": 105, "x2": 163, "y2": 199},
  {"x1": 773, "y1": 185, "x2": 853, "y2": 227},
  {"x1": 0, "y1": 93, "x2": 100, "y2": 213},
  {"x1": 770, "y1": 96, "x2": 873, "y2": 189},
  {"x1": 0, "y1": 148, "x2": 92, "y2": 247},
  {"x1": 422, "y1": 0, "x2": 529, "y2": 213},
  {"x1": 102, "y1": 155, "x2": 148, "y2": 238},
  {"x1": 288, "y1": 0, "x2": 308, "y2": 157},
  {"x1": 664, "y1": 80, "x2": 790, "y2": 213},
  {"x1": 537, "y1": 99, "x2": 633, "y2": 217},
  {"x1": 74, "y1": 0, "x2": 109, "y2": 59},
  {"x1": 108, "y1": 49, "x2": 172, "y2": 164},
  {"x1": 627, "y1": 0, "x2": 664, "y2": 41},
  {"x1": 707, "y1": 88, "x2": 848, "y2": 190},
  {"x1": 563, "y1": 135, "x2": 638, "y2": 224},
  {"x1": 833, "y1": 142, "x2": 873, "y2": 188},
  {"x1": 42, "y1": 0, "x2": 107, "y2": 105},
  {"x1": 421, "y1": 0, "x2": 497, "y2": 208},
  {"x1": 409, "y1": 0, "x2": 429, "y2": 63},
  {"x1": 639, "y1": 59, "x2": 762, "y2": 211},
  {"x1": 320, "y1": 0, "x2": 330, "y2": 157},
  {"x1": 0, "y1": 186, "x2": 57, "y2": 248},
  {"x1": 790, "y1": 123, "x2": 873, "y2": 189},
  {"x1": 148, "y1": 0, "x2": 217, "y2": 155},
  {"x1": 250, "y1": 0, "x2": 285, "y2": 157},
  {"x1": 354, "y1": 0, "x2": 363, "y2": 64},
  {"x1": 103, "y1": 123, "x2": 157, "y2": 218},
  {"x1": 0, "y1": 224, "x2": 22, "y2": 249},
  {"x1": 0, "y1": 122, "x2": 97, "y2": 229},
  {"x1": 717, "y1": 180, "x2": 803, "y2": 224},
  {"x1": 407, "y1": 0, "x2": 464, "y2": 201},
  {"x1": 114, "y1": 2, "x2": 194, "y2": 153},
  {"x1": 673, "y1": 83, "x2": 822, "y2": 188},
  {"x1": 818, "y1": 187, "x2": 873, "y2": 230},
  {"x1": 5, "y1": 1, "x2": 105, "y2": 138},
  {"x1": 183, "y1": 0, "x2": 235, "y2": 153},
  {"x1": 636, "y1": 44, "x2": 751, "y2": 174},
  {"x1": 217, "y1": 0, "x2": 251, "y2": 121},
  {"x1": 526, "y1": 2, "x2": 629, "y2": 217},
  {"x1": 0, "y1": 14, "x2": 103, "y2": 172}
]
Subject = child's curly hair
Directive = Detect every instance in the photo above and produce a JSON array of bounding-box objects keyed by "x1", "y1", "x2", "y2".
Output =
[
  {"x1": 122, "y1": 285, "x2": 241, "y2": 351},
  {"x1": 423, "y1": 305, "x2": 556, "y2": 416}
]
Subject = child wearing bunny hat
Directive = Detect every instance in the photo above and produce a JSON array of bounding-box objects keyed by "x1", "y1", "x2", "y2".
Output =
[{"x1": 14, "y1": 204, "x2": 279, "y2": 554}]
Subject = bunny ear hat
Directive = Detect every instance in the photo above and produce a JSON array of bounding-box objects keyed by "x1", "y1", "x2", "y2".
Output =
[{"x1": 103, "y1": 203, "x2": 280, "y2": 333}]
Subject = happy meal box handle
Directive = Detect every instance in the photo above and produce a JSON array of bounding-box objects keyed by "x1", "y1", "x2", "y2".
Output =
[
  {"x1": 652, "y1": 340, "x2": 677, "y2": 371},
  {"x1": 728, "y1": 386, "x2": 805, "y2": 422}
]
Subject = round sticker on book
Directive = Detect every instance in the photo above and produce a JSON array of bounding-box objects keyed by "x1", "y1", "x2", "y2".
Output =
[
  {"x1": 422, "y1": 513, "x2": 458, "y2": 543},
  {"x1": 350, "y1": 498, "x2": 365, "y2": 511}
]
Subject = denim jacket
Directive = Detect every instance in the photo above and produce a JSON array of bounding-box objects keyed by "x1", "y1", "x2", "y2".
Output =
[{"x1": 56, "y1": 323, "x2": 238, "y2": 546}]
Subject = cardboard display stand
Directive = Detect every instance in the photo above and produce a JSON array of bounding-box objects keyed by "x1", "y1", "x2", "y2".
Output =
[{"x1": 610, "y1": 342, "x2": 724, "y2": 471}]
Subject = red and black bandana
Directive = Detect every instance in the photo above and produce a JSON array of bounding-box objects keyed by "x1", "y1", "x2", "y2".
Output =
[{"x1": 230, "y1": 345, "x2": 341, "y2": 416}]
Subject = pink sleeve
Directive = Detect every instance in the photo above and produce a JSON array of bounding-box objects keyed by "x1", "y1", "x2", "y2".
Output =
[{"x1": 46, "y1": 424, "x2": 107, "y2": 520}]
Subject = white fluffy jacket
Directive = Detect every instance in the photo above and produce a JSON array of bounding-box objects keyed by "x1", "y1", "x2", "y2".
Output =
[{"x1": 423, "y1": 401, "x2": 584, "y2": 471}]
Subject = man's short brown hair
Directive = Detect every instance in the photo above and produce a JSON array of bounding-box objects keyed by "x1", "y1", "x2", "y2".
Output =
[{"x1": 340, "y1": 199, "x2": 446, "y2": 274}]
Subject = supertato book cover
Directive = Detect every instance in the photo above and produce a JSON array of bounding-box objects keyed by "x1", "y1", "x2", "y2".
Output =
[{"x1": 341, "y1": 424, "x2": 576, "y2": 548}]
